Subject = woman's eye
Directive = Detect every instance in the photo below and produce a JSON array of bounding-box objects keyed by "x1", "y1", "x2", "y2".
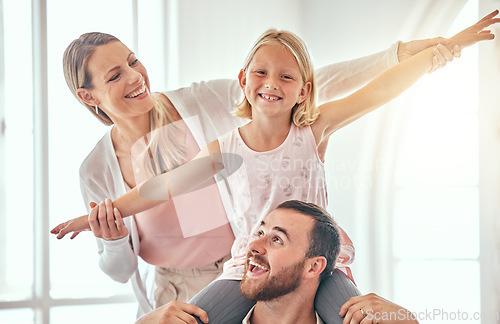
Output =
[
  {"x1": 108, "y1": 74, "x2": 120, "y2": 82},
  {"x1": 130, "y1": 59, "x2": 139, "y2": 66}
]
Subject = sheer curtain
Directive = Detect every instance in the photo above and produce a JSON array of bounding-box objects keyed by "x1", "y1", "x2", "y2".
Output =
[
  {"x1": 305, "y1": 0, "x2": 466, "y2": 287},
  {"x1": 309, "y1": 0, "x2": 498, "y2": 321}
]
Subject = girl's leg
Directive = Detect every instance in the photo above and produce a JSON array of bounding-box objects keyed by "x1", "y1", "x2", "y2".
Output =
[
  {"x1": 315, "y1": 269, "x2": 361, "y2": 324},
  {"x1": 189, "y1": 279, "x2": 255, "y2": 324}
]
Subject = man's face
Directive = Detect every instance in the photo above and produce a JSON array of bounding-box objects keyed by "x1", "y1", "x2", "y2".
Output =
[{"x1": 240, "y1": 208, "x2": 315, "y2": 301}]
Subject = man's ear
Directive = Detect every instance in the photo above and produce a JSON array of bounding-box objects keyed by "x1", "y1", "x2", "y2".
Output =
[
  {"x1": 297, "y1": 81, "x2": 312, "y2": 104},
  {"x1": 304, "y1": 256, "x2": 327, "y2": 280},
  {"x1": 76, "y1": 88, "x2": 99, "y2": 107},
  {"x1": 238, "y1": 69, "x2": 247, "y2": 90}
]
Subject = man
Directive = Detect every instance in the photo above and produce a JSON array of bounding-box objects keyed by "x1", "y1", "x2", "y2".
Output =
[
  {"x1": 138, "y1": 200, "x2": 418, "y2": 324},
  {"x1": 239, "y1": 199, "x2": 339, "y2": 323}
]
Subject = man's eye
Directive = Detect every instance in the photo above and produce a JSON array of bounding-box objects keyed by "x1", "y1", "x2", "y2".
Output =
[
  {"x1": 272, "y1": 236, "x2": 283, "y2": 244},
  {"x1": 254, "y1": 230, "x2": 264, "y2": 237}
]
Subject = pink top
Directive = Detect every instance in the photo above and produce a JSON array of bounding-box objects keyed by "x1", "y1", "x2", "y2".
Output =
[
  {"x1": 130, "y1": 119, "x2": 234, "y2": 268},
  {"x1": 217, "y1": 123, "x2": 355, "y2": 280}
]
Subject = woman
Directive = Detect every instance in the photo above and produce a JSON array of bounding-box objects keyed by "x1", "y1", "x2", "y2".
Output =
[{"x1": 53, "y1": 31, "x2": 457, "y2": 318}]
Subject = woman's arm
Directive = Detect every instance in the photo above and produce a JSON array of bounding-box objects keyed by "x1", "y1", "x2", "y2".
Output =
[
  {"x1": 314, "y1": 10, "x2": 500, "y2": 139},
  {"x1": 315, "y1": 35, "x2": 460, "y2": 104},
  {"x1": 92, "y1": 202, "x2": 138, "y2": 283},
  {"x1": 77, "y1": 172, "x2": 138, "y2": 282}
]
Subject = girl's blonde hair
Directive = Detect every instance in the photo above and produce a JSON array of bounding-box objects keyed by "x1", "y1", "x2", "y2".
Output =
[
  {"x1": 63, "y1": 32, "x2": 184, "y2": 172},
  {"x1": 233, "y1": 28, "x2": 318, "y2": 127}
]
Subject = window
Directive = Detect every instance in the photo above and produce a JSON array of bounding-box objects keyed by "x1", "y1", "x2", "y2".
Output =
[
  {"x1": 0, "y1": 1, "x2": 159, "y2": 322},
  {"x1": 47, "y1": 0, "x2": 135, "y2": 301},
  {"x1": 1, "y1": 0, "x2": 35, "y2": 307}
]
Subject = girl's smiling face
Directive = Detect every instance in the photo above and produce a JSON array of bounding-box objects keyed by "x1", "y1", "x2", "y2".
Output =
[
  {"x1": 78, "y1": 41, "x2": 154, "y2": 123},
  {"x1": 239, "y1": 44, "x2": 311, "y2": 121}
]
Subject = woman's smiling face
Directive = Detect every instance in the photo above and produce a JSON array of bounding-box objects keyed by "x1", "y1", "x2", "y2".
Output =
[{"x1": 84, "y1": 41, "x2": 154, "y2": 122}]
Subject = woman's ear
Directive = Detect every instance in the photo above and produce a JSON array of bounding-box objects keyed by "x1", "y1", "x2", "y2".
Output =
[
  {"x1": 76, "y1": 88, "x2": 99, "y2": 106},
  {"x1": 297, "y1": 81, "x2": 312, "y2": 104},
  {"x1": 238, "y1": 69, "x2": 247, "y2": 90}
]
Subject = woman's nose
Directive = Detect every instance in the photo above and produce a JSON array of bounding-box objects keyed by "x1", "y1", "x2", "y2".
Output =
[{"x1": 128, "y1": 68, "x2": 143, "y2": 85}]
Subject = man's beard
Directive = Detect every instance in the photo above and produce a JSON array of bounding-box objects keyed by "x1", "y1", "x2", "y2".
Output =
[{"x1": 240, "y1": 254, "x2": 306, "y2": 301}]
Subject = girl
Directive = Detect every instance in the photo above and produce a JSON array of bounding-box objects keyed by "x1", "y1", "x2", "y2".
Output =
[
  {"x1": 54, "y1": 10, "x2": 499, "y2": 323},
  {"x1": 52, "y1": 29, "x2": 453, "y2": 318}
]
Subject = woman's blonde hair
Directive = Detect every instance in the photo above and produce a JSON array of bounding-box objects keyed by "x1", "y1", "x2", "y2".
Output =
[
  {"x1": 63, "y1": 32, "x2": 184, "y2": 172},
  {"x1": 233, "y1": 28, "x2": 318, "y2": 127}
]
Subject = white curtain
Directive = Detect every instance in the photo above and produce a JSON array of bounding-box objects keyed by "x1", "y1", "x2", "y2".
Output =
[{"x1": 300, "y1": 0, "x2": 467, "y2": 292}]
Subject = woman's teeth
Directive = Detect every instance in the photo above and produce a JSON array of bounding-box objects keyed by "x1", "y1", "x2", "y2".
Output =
[{"x1": 126, "y1": 84, "x2": 147, "y2": 98}]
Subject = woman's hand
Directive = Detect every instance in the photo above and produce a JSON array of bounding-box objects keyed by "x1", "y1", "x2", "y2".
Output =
[
  {"x1": 398, "y1": 37, "x2": 461, "y2": 73},
  {"x1": 340, "y1": 293, "x2": 418, "y2": 324},
  {"x1": 136, "y1": 300, "x2": 209, "y2": 324},
  {"x1": 88, "y1": 198, "x2": 129, "y2": 241},
  {"x1": 51, "y1": 214, "x2": 91, "y2": 239}
]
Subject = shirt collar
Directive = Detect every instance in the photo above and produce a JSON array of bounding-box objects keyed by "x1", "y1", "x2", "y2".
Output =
[{"x1": 242, "y1": 305, "x2": 324, "y2": 324}]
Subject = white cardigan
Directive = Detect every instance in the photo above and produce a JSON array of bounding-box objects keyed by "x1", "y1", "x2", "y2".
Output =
[{"x1": 79, "y1": 43, "x2": 400, "y2": 318}]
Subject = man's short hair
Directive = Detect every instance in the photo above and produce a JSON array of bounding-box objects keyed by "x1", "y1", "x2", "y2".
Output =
[{"x1": 276, "y1": 200, "x2": 340, "y2": 281}]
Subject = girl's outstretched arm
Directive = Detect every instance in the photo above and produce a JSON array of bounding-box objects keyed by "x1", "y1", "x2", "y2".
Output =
[
  {"x1": 51, "y1": 140, "x2": 228, "y2": 239},
  {"x1": 313, "y1": 10, "x2": 500, "y2": 139}
]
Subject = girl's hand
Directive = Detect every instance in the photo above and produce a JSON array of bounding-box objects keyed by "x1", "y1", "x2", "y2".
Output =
[
  {"x1": 88, "y1": 199, "x2": 128, "y2": 241},
  {"x1": 449, "y1": 9, "x2": 500, "y2": 49},
  {"x1": 50, "y1": 214, "x2": 91, "y2": 239},
  {"x1": 340, "y1": 293, "x2": 418, "y2": 324},
  {"x1": 398, "y1": 9, "x2": 500, "y2": 73}
]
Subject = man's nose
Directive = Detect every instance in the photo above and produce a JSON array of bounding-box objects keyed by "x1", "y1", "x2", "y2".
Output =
[{"x1": 248, "y1": 236, "x2": 267, "y2": 255}]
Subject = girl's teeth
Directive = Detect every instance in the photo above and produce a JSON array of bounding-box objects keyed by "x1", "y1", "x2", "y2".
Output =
[{"x1": 261, "y1": 94, "x2": 278, "y2": 100}]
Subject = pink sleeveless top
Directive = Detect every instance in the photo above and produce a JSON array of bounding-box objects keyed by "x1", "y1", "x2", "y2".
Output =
[
  {"x1": 130, "y1": 119, "x2": 234, "y2": 268},
  {"x1": 218, "y1": 123, "x2": 355, "y2": 280}
]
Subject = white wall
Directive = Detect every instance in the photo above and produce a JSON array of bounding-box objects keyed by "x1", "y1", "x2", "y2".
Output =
[{"x1": 479, "y1": 0, "x2": 500, "y2": 318}]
